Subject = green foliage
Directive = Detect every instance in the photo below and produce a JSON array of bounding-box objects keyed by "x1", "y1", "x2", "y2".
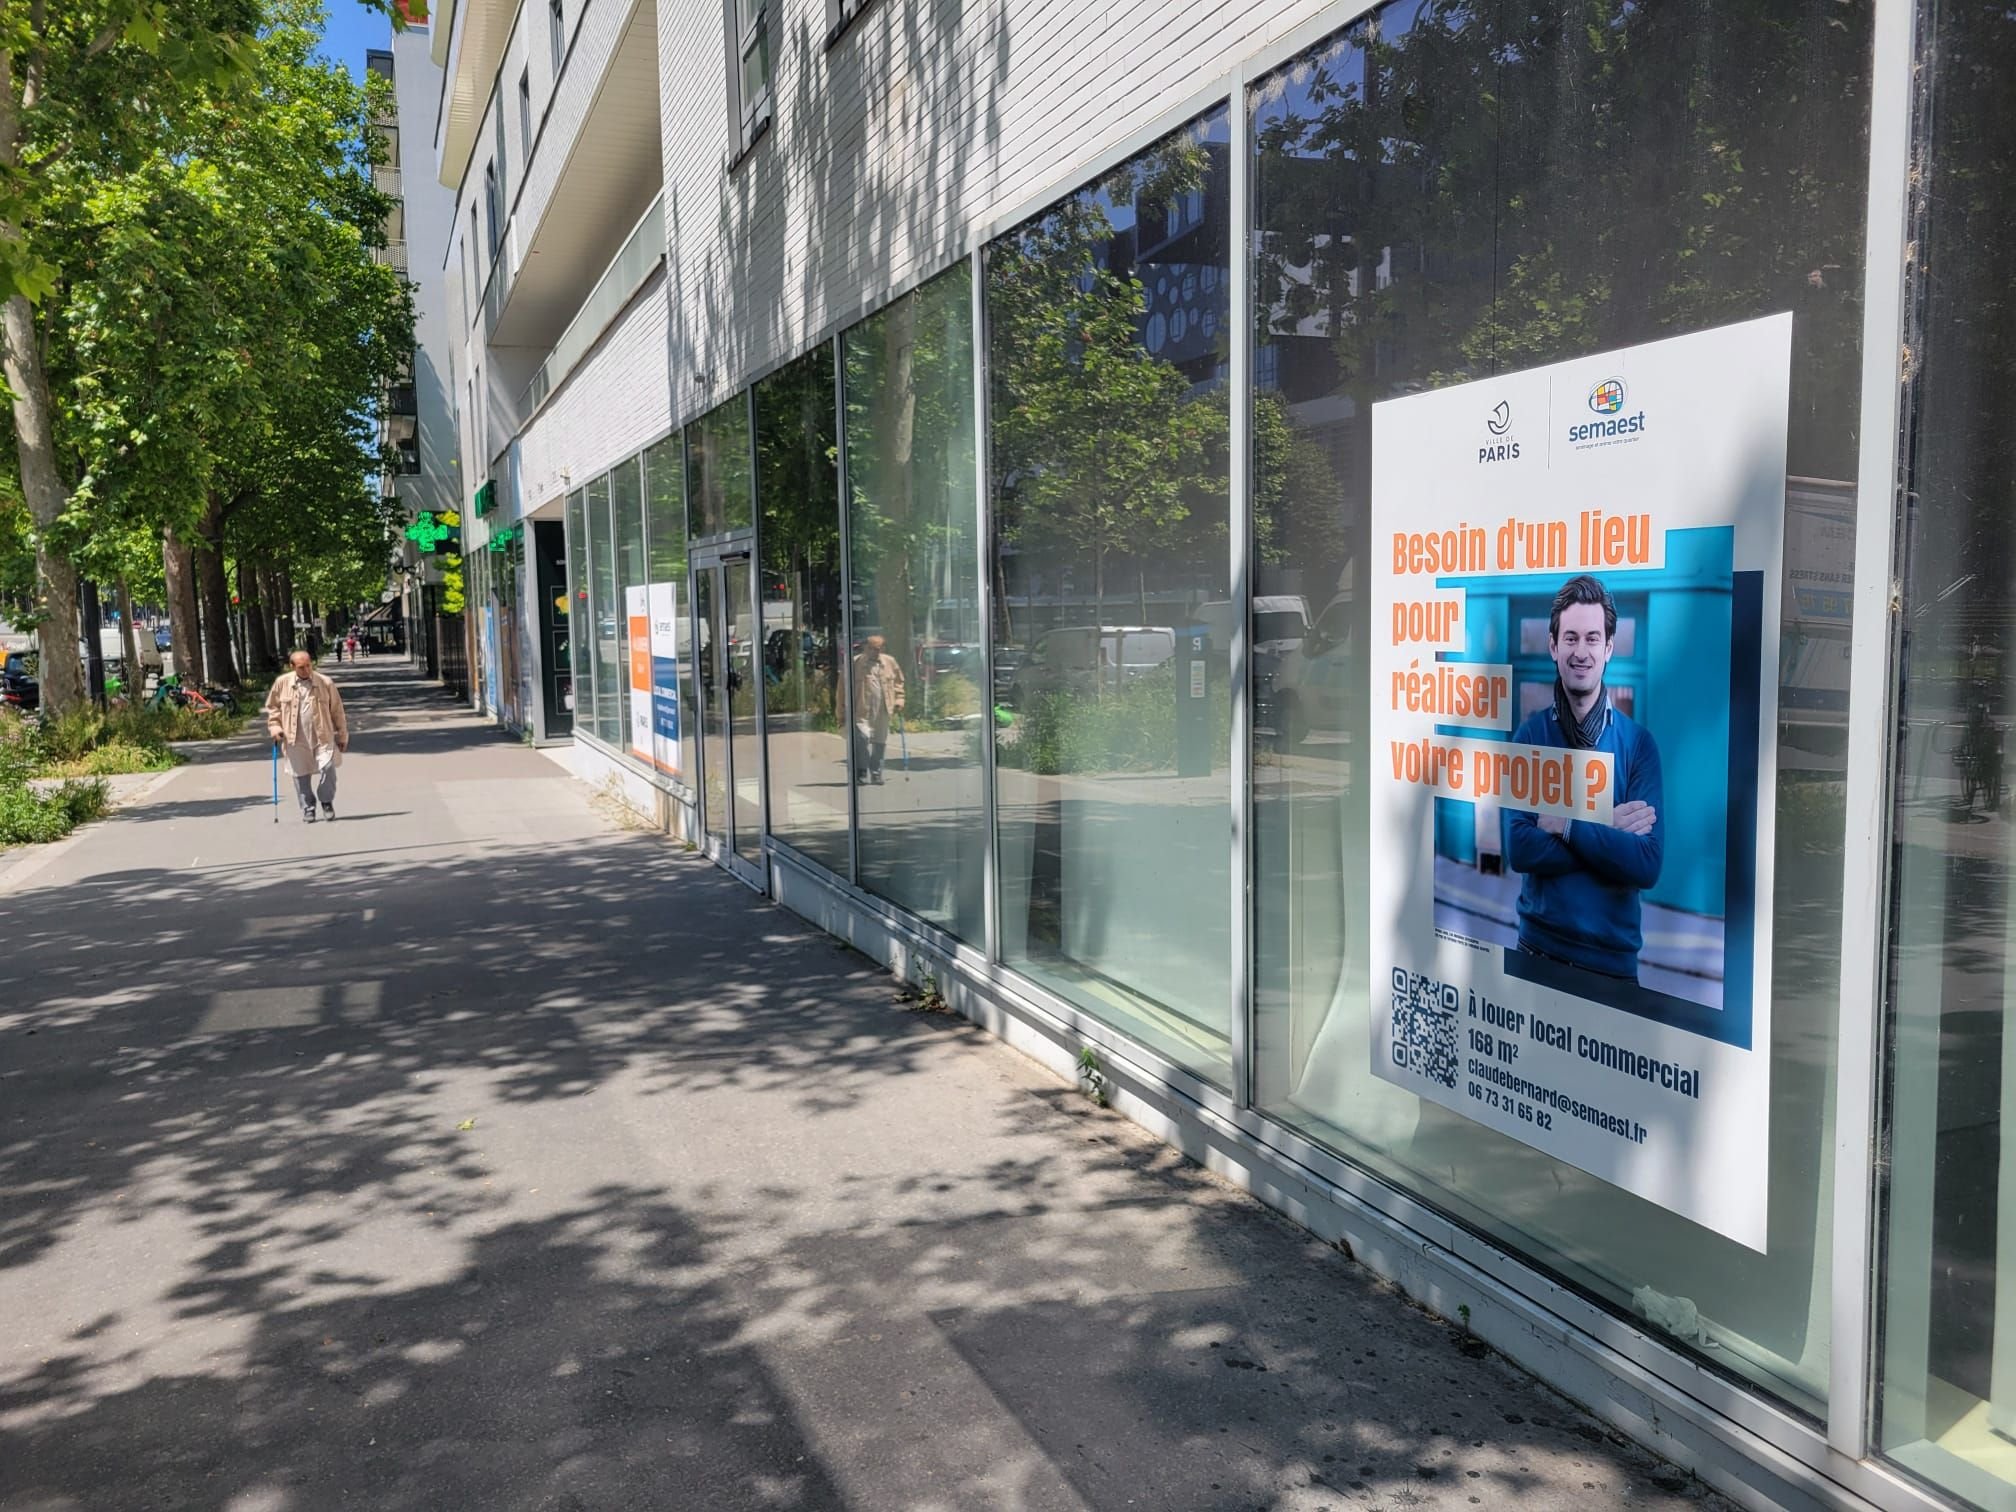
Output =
[
  {"x1": 34, "y1": 701, "x2": 237, "y2": 763},
  {"x1": 0, "y1": 710, "x2": 36, "y2": 785},
  {"x1": 37, "y1": 740, "x2": 174, "y2": 777},
  {"x1": 0, "y1": 776, "x2": 108, "y2": 845},
  {"x1": 1076, "y1": 1046, "x2": 1109, "y2": 1108},
  {"x1": 997, "y1": 666, "x2": 1229, "y2": 776},
  {"x1": 57, "y1": 0, "x2": 412, "y2": 547},
  {"x1": 840, "y1": 267, "x2": 978, "y2": 681},
  {"x1": 987, "y1": 132, "x2": 1228, "y2": 617},
  {"x1": 927, "y1": 670, "x2": 980, "y2": 724},
  {"x1": 440, "y1": 555, "x2": 466, "y2": 616}
]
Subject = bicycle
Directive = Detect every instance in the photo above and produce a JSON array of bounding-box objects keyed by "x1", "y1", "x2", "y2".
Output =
[{"x1": 146, "y1": 675, "x2": 223, "y2": 714}]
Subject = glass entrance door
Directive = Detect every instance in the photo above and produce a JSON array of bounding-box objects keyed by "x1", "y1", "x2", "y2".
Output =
[
  {"x1": 696, "y1": 563, "x2": 727, "y2": 853},
  {"x1": 722, "y1": 555, "x2": 764, "y2": 867},
  {"x1": 695, "y1": 551, "x2": 764, "y2": 885}
]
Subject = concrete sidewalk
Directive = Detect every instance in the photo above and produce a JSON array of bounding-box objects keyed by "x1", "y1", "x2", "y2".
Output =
[{"x1": 0, "y1": 659, "x2": 1728, "y2": 1511}]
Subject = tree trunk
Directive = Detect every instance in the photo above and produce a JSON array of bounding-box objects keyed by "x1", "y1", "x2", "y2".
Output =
[
  {"x1": 116, "y1": 576, "x2": 141, "y2": 701},
  {"x1": 1093, "y1": 546, "x2": 1107, "y2": 696},
  {"x1": 194, "y1": 499, "x2": 238, "y2": 687},
  {"x1": 241, "y1": 559, "x2": 272, "y2": 677},
  {"x1": 163, "y1": 529, "x2": 203, "y2": 683},
  {"x1": 2, "y1": 294, "x2": 83, "y2": 715},
  {"x1": 229, "y1": 568, "x2": 246, "y2": 678},
  {"x1": 258, "y1": 561, "x2": 284, "y2": 659},
  {"x1": 79, "y1": 578, "x2": 104, "y2": 706},
  {"x1": 277, "y1": 565, "x2": 295, "y2": 654}
]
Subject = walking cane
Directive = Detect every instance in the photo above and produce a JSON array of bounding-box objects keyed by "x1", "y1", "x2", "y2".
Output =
[
  {"x1": 898, "y1": 709, "x2": 909, "y2": 772},
  {"x1": 271, "y1": 741, "x2": 280, "y2": 823}
]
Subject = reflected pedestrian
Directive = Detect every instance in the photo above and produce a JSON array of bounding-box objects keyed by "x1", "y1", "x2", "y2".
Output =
[
  {"x1": 265, "y1": 649, "x2": 349, "y2": 823},
  {"x1": 851, "y1": 633, "x2": 905, "y2": 785}
]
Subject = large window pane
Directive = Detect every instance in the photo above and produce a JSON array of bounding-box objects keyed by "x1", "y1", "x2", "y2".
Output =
[
  {"x1": 611, "y1": 456, "x2": 645, "y2": 755},
  {"x1": 1878, "y1": 0, "x2": 2016, "y2": 1497},
  {"x1": 988, "y1": 107, "x2": 1232, "y2": 1086},
  {"x1": 645, "y1": 435, "x2": 692, "y2": 785},
  {"x1": 565, "y1": 488, "x2": 592, "y2": 733},
  {"x1": 757, "y1": 343, "x2": 848, "y2": 872},
  {"x1": 842, "y1": 262, "x2": 983, "y2": 940},
  {"x1": 1249, "y1": 0, "x2": 1869, "y2": 1411},
  {"x1": 687, "y1": 393, "x2": 754, "y2": 538},
  {"x1": 587, "y1": 471, "x2": 621, "y2": 746}
]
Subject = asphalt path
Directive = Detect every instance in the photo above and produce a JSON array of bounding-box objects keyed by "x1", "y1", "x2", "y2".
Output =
[{"x1": 0, "y1": 658, "x2": 1730, "y2": 1511}]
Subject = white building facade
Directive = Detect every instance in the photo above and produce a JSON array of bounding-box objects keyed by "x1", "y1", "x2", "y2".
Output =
[
  {"x1": 373, "y1": 28, "x2": 463, "y2": 675},
  {"x1": 430, "y1": 2, "x2": 2016, "y2": 1509}
]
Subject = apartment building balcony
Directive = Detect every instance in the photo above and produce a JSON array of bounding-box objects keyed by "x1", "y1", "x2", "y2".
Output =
[
  {"x1": 376, "y1": 240, "x2": 410, "y2": 273},
  {"x1": 436, "y1": 0, "x2": 513, "y2": 187},
  {"x1": 374, "y1": 164, "x2": 403, "y2": 197},
  {"x1": 388, "y1": 381, "x2": 418, "y2": 417},
  {"x1": 483, "y1": 0, "x2": 659, "y2": 353},
  {"x1": 519, "y1": 195, "x2": 661, "y2": 415}
]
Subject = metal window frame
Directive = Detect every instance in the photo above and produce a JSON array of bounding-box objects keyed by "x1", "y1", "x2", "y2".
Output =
[
  {"x1": 1829, "y1": 0, "x2": 1926, "y2": 1464},
  {"x1": 835, "y1": 336, "x2": 860, "y2": 887},
  {"x1": 972, "y1": 251, "x2": 1000, "y2": 965},
  {"x1": 1227, "y1": 58, "x2": 1253, "y2": 1111},
  {"x1": 745, "y1": 386, "x2": 773, "y2": 876}
]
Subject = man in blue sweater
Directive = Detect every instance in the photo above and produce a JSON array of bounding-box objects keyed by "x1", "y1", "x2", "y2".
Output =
[{"x1": 1503, "y1": 575, "x2": 1663, "y2": 982}]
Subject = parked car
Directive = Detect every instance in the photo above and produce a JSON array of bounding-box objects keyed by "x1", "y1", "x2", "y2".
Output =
[
  {"x1": 913, "y1": 639, "x2": 985, "y2": 689},
  {"x1": 1, "y1": 650, "x2": 39, "y2": 712},
  {"x1": 1267, "y1": 594, "x2": 1353, "y2": 750},
  {"x1": 1195, "y1": 595, "x2": 1312, "y2": 660},
  {"x1": 1005, "y1": 625, "x2": 1175, "y2": 706}
]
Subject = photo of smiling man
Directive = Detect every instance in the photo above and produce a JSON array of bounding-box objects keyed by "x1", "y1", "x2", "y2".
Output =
[{"x1": 1503, "y1": 574, "x2": 1665, "y2": 983}]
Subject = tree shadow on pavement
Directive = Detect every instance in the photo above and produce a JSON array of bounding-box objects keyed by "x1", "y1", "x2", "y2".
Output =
[
  {"x1": 0, "y1": 746, "x2": 1733, "y2": 1511},
  {"x1": 0, "y1": 1188, "x2": 852, "y2": 1511}
]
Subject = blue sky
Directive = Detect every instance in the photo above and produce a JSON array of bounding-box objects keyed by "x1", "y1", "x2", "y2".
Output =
[{"x1": 316, "y1": 0, "x2": 393, "y2": 82}]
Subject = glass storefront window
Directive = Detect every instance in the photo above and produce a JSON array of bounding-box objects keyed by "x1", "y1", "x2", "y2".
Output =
[
  {"x1": 586, "y1": 470, "x2": 621, "y2": 746},
  {"x1": 842, "y1": 261, "x2": 984, "y2": 941},
  {"x1": 687, "y1": 392, "x2": 754, "y2": 539},
  {"x1": 987, "y1": 106, "x2": 1233, "y2": 1086},
  {"x1": 611, "y1": 455, "x2": 645, "y2": 752},
  {"x1": 1248, "y1": 0, "x2": 1870, "y2": 1411},
  {"x1": 756, "y1": 343, "x2": 849, "y2": 873},
  {"x1": 1879, "y1": 0, "x2": 2016, "y2": 1498},
  {"x1": 565, "y1": 487, "x2": 594, "y2": 734},
  {"x1": 644, "y1": 434, "x2": 692, "y2": 784}
]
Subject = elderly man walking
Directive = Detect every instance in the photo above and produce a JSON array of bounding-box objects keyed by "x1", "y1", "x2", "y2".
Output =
[
  {"x1": 265, "y1": 650, "x2": 349, "y2": 822},
  {"x1": 850, "y1": 634, "x2": 905, "y2": 785}
]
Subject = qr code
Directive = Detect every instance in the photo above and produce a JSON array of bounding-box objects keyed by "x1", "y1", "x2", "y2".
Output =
[{"x1": 1390, "y1": 968, "x2": 1460, "y2": 1088}]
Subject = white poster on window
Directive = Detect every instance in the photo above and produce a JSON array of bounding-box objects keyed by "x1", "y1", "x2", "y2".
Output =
[
  {"x1": 1367, "y1": 314, "x2": 1790, "y2": 1250},
  {"x1": 647, "y1": 580, "x2": 681, "y2": 779}
]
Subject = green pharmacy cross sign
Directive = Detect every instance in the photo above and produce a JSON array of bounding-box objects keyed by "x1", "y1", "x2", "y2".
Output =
[{"x1": 405, "y1": 509, "x2": 460, "y2": 553}]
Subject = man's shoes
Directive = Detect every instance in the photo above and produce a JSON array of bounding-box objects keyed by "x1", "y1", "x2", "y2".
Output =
[
  {"x1": 321, "y1": 803, "x2": 335, "y2": 821},
  {"x1": 302, "y1": 807, "x2": 318, "y2": 823},
  {"x1": 871, "y1": 772, "x2": 884, "y2": 785}
]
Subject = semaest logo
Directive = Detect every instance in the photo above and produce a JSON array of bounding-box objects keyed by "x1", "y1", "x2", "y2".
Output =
[{"x1": 1566, "y1": 376, "x2": 1646, "y2": 449}]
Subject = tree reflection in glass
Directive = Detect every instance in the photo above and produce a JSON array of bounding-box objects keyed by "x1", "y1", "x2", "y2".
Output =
[{"x1": 987, "y1": 106, "x2": 1234, "y2": 1086}]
